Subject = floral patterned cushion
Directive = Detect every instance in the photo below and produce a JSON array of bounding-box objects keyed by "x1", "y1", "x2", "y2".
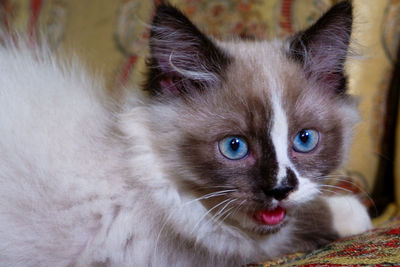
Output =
[{"x1": 246, "y1": 215, "x2": 400, "y2": 266}]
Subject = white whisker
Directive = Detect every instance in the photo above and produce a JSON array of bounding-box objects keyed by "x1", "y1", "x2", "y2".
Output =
[
  {"x1": 212, "y1": 199, "x2": 236, "y2": 223},
  {"x1": 189, "y1": 198, "x2": 232, "y2": 235},
  {"x1": 319, "y1": 188, "x2": 342, "y2": 195},
  {"x1": 319, "y1": 184, "x2": 353, "y2": 194},
  {"x1": 313, "y1": 175, "x2": 375, "y2": 209},
  {"x1": 154, "y1": 188, "x2": 236, "y2": 258},
  {"x1": 182, "y1": 189, "x2": 236, "y2": 206},
  {"x1": 215, "y1": 205, "x2": 237, "y2": 228}
]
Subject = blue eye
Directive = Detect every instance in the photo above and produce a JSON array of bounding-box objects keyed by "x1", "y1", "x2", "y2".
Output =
[
  {"x1": 293, "y1": 129, "x2": 319, "y2": 153},
  {"x1": 218, "y1": 136, "x2": 249, "y2": 160}
]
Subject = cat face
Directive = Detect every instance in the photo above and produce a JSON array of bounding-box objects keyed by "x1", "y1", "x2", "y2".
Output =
[{"x1": 145, "y1": 2, "x2": 358, "y2": 234}]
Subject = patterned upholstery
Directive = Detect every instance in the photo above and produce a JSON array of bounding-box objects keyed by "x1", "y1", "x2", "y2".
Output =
[{"x1": 247, "y1": 216, "x2": 400, "y2": 266}]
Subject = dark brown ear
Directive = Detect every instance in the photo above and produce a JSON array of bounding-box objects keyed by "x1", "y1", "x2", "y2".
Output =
[
  {"x1": 145, "y1": 4, "x2": 231, "y2": 96},
  {"x1": 289, "y1": 1, "x2": 353, "y2": 94}
]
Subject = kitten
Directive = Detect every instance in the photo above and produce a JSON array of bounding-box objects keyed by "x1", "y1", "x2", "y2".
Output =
[{"x1": 0, "y1": 1, "x2": 372, "y2": 266}]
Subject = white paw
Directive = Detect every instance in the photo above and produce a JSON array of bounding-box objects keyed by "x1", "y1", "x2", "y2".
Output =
[{"x1": 324, "y1": 195, "x2": 373, "y2": 238}]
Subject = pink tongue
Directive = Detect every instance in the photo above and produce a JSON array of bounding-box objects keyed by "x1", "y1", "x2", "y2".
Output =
[{"x1": 253, "y1": 206, "x2": 286, "y2": 225}]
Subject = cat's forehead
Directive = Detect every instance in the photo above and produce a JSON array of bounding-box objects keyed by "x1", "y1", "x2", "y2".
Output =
[
  {"x1": 220, "y1": 40, "x2": 290, "y2": 66},
  {"x1": 218, "y1": 40, "x2": 308, "y2": 112}
]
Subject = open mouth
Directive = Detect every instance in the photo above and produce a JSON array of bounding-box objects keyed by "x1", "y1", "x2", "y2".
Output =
[{"x1": 252, "y1": 206, "x2": 286, "y2": 226}]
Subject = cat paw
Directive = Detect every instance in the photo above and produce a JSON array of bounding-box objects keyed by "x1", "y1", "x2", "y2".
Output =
[{"x1": 324, "y1": 195, "x2": 373, "y2": 238}]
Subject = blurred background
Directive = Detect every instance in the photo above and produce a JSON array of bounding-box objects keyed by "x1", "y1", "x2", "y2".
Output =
[{"x1": 1, "y1": 0, "x2": 399, "y2": 219}]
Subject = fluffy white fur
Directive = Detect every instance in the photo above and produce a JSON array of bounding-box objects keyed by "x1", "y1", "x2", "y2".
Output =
[
  {"x1": 0, "y1": 33, "x2": 372, "y2": 267},
  {"x1": 0, "y1": 42, "x2": 126, "y2": 266},
  {"x1": 325, "y1": 195, "x2": 373, "y2": 238}
]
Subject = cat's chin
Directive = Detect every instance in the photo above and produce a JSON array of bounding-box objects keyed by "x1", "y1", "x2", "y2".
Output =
[
  {"x1": 252, "y1": 223, "x2": 287, "y2": 235},
  {"x1": 245, "y1": 215, "x2": 288, "y2": 235}
]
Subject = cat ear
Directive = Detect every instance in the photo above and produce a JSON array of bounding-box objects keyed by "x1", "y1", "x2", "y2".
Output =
[
  {"x1": 145, "y1": 4, "x2": 231, "y2": 96},
  {"x1": 289, "y1": 1, "x2": 353, "y2": 94}
]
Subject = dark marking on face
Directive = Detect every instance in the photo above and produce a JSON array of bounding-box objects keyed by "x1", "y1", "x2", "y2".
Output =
[
  {"x1": 175, "y1": 89, "x2": 286, "y2": 210},
  {"x1": 260, "y1": 168, "x2": 298, "y2": 201}
]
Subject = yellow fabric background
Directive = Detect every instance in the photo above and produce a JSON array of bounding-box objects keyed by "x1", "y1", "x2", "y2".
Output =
[
  {"x1": 347, "y1": 0, "x2": 391, "y2": 193},
  {"x1": 396, "y1": 82, "x2": 400, "y2": 212},
  {"x1": 5, "y1": 0, "x2": 399, "y2": 203}
]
